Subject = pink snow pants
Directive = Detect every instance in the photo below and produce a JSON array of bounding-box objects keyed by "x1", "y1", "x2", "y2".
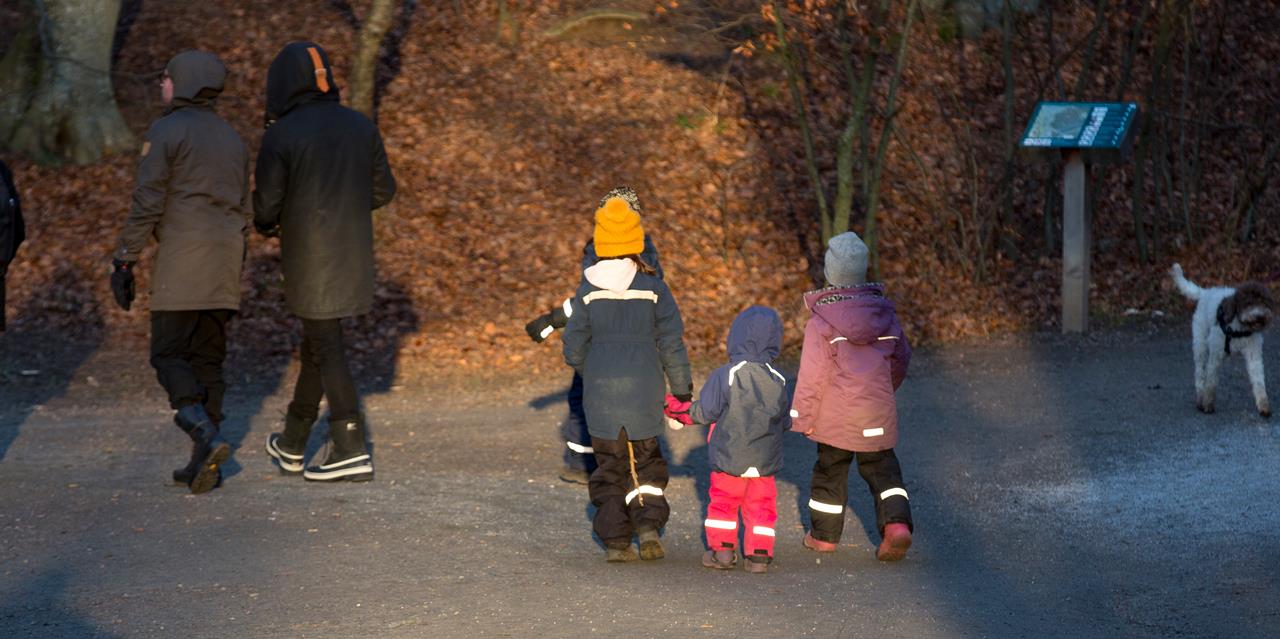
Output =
[{"x1": 704, "y1": 472, "x2": 778, "y2": 558}]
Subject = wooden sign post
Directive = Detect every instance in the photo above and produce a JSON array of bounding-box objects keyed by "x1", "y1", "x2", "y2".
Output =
[{"x1": 1021, "y1": 102, "x2": 1138, "y2": 333}]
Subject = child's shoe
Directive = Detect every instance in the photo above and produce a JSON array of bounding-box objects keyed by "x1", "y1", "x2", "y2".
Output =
[
  {"x1": 744, "y1": 555, "x2": 771, "y2": 574},
  {"x1": 876, "y1": 523, "x2": 912, "y2": 561},
  {"x1": 558, "y1": 466, "x2": 591, "y2": 485},
  {"x1": 701, "y1": 549, "x2": 737, "y2": 570},
  {"x1": 606, "y1": 545, "x2": 638, "y2": 562},
  {"x1": 637, "y1": 528, "x2": 665, "y2": 560},
  {"x1": 802, "y1": 532, "x2": 837, "y2": 552}
]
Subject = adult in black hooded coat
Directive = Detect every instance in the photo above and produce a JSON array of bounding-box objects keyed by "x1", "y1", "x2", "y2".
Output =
[
  {"x1": 255, "y1": 42, "x2": 396, "y2": 483},
  {"x1": 0, "y1": 160, "x2": 24, "y2": 332}
]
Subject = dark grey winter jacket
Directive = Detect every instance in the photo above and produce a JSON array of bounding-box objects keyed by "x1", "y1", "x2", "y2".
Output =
[
  {"x1": 562, "y1": 258, "x2": 692, "y2": 441},
  {"x1": 0, "y1": 160, "x2": 22, "y2": 274},
  {"x1": 691, "y1": 306, "x2": 790, "y2": 477},
  {"x1": 252, "y1": 42, "x2": 396, "y2": 320},
  {"x1": 114, "y1": 51, "x2": 250, "y2": 311}
]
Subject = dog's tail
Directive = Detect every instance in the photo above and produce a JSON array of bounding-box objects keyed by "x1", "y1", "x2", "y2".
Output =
[{"x1": 1170, "y1": 263, "x2": 1202, "y2": 300}]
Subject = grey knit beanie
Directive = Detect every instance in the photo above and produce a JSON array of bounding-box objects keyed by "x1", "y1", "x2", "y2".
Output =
[{"x1": 823, "y1": 231, "x2": 869, "y2": 287}]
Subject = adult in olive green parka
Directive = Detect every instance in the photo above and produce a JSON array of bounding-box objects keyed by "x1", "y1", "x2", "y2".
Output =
[{"x1": 111, "y1": 50, "x2": 250, "y2": 495}]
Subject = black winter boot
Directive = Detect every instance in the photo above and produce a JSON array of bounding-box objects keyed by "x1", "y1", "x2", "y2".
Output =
[
  {"x1": 173, "y1": 404, "x2": 230, "y2": 494},
  {"x1": 172, "y1": 413, "x2": 223, "y2": 485},
  {"x1": 303, "y1": 418, "x2": 372, "y2": 482},
  {"x1": 265, "y1": 411, "x2": 314, "y2": 474}
]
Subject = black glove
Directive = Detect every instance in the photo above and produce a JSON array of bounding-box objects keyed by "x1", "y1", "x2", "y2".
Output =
[
  {"x1": 672, "y1": 392, "x2": 693, "y2": 404},
  {"x1": 525, "y1": 312, "x2": 555, "y2": 343},
  {"x1": 110, "y1": 259, "x2": 136, "y2": 311},
  {"x1": 549, "y1": 303, "x2": 570, "y2": 329}
]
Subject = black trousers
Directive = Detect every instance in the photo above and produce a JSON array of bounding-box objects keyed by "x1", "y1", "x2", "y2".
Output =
[
  {"x1": 808, "y1": 443, "x2": 913, "y2": 543},
  {"x1": 150, "y1": 310, "x2": 233, "y2": 423},
  {"x1": 288, "y1": 318, "x2": 360, "y2": 423},
  {"x1": 588, "y1": 428, "x2": 669, "y2": 548},
  {"x1": 560, "y1": 372, "x2": 597, "y2": 473}
]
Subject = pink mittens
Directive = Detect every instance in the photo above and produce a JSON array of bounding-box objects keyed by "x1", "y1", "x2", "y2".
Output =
[{"x1": 664, "y1": 393, "x2": 693, "y2": 429}]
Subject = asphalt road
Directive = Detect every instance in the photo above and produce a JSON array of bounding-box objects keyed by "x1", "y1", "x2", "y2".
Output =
[{"x1": 1, "y1": 327, "x2": 1277, "y2": 638}]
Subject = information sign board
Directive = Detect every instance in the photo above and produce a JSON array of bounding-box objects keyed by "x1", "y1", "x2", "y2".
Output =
[{"x1": 1020, "y1": 102, "x2": 1137, "y2": 149}]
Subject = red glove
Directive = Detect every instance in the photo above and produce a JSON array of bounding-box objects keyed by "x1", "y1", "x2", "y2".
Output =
[{"x1": 664, "y1": 393, "x2": 693, "y2": 428}]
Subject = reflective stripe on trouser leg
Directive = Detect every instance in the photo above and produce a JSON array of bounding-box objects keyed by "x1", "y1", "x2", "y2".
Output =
[
  {"x1": 588, "y1": 431, "x2": 636, "y2": 546},
  {"x1": 625, "y1": 434, "x2": 670, "y2": 533},
  {"x1": 856, "y1": 448, "x2": 913, "y2": 534},
  {"x1": 809, "y1": 443, "x2": 856, "y2": 543},
  {"x1": 706, "y1": 471, "x2": 746, "y2": 550},
  {"x1": 743, "y1": 476, "x2": 778, "y2": 558},
  {"x1": 561, "y1": 372, "x2": 595, "y2": 473}
]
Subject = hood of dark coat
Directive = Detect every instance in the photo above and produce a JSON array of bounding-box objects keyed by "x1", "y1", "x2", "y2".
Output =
[
  {"x1": 265, "y1": 41, "x2": 340, "y2": 125},
  {"x1": 727, "y1": 305, "x2": 782, "y2": 364},
  {"x1": 166, "y1": 50, "x2": 225, "y2": 110},
  {"x1": 804, "y1": 284, "x2": 895, "y2": 345},
  {"x1": 581, "y1": 236, "x2": 664, "y2": 280}
]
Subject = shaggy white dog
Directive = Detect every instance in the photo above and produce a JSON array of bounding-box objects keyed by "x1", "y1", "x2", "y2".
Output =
[{"x1": 1170, "y1": 263, "x2": 1274, "y2": 416}]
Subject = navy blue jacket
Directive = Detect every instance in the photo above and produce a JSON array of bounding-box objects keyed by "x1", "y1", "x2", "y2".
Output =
[
  {"x1": 562, "y1": 259, "x2": 691, "y2": 441},
  {"x1": 692, "y1": 306, "x2": 790, "y2": 477}
]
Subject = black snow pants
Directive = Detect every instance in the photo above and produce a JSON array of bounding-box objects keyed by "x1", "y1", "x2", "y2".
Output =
[
  {"x1": 588, "y1": 428, "x2": 669, "y2": 548},
  {"x1": 288, "y1": 318, "x2": 361, "y2": 424},
  {"x1": 560, "y1": 372, "x2": 597, "y2": 473},
  {"x1": 150, "y1": 310, "x2": 234, "y2": 423},
  {"x1": 808, "y1": 443, "x2": 912, "y2": 543}
]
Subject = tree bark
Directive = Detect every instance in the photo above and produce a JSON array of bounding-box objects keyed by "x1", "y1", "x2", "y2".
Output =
[
  {"x1": 349, "y1": 0, "x2": 397, "y2": 119},
  {"x1": 862, "y1": 0, "x2": 919, "y2": 281},
  {"x1": 769, "y1": 2, "x2": 829, "y2": 241},
  {"x1": 0, "y1": 0, "x2": 135, "y2": 165}
]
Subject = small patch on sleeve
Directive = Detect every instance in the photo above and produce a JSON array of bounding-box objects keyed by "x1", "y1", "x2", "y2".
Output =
[{"x1": 140, "y1": 141, "x2": 151, "y2": 157}]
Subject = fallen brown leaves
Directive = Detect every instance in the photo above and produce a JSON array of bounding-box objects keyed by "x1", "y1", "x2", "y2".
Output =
[{"x1": 2, "y1": 1, "x2": 1278, "y2": 380}]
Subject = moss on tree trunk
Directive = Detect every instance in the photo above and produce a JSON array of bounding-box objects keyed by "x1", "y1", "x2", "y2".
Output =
[{"x1": 0, "y1": 0, "x2": 135, "y2": 165}]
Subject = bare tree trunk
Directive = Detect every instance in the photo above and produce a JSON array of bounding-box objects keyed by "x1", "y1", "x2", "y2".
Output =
[
  {"x1": 997, "y1": 0, "x2": 1017, "y2": 259},
  {"x1": 769, "y1": 2, "x2": 829, "y2": 241},
  {"x1": 832, "y1": 1, "x2": 882, "y2": 243},
  {"x1": 0, "y1": 0, "x2": 134, "y2": 165},
  {"x1": 862, "y1": 0, "x2": 920, "y2": 281},
  {"x1": 1128, "y1": 0, "x2": 1176, "y2": 263},
  {"x1": 349, "y1": 0, "x2": 397, "y2": 118},
  {"x1": 496, "y1": 0, "x2": 519, "y2": 47}
]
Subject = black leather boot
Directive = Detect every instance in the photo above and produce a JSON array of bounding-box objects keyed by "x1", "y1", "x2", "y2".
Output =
[
  {"x1": 173, "y1": 404, "x2": 231, "y2": 494},
  {"x1": 172, "y1": 412, "x2": 224, "y2": 485},
  {"x1": 265, "y1": 411, "x2": 314, "y2": 474},
  {"x1": 303, "y1": 418, "x2": 372, "y2": 482}
]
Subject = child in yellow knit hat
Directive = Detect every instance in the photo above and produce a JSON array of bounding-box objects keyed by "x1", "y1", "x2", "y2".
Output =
[
  {"x1": 524, "y1": 187, "x2": 668, "y2": 485},
  {"x1": 562, "y1": 187, "x2": 693, "y2": 562}
]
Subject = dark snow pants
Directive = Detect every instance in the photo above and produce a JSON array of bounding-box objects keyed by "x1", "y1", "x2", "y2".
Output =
[
  {"x1": 288, "y1": 318, "x2": 360, "y2": 424},
  {"x1": 807, "y1": 443, "x2": 912, "y2": 544},
  {"x1": 588, "y1": 428, "x2": 669, "y2": 548},
  {"x1": 150, "y1": 310, "x2": 233, "y2": 423},
  {"x1": 560, "y1": 372, "x2": 597, "y2": 473}
]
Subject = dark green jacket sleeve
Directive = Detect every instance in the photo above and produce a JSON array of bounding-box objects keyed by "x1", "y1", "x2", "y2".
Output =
[
  {"x1": 561, "y1": 288, "x2": 591, "y2": 374},
  {"x1": 252, "y1": 129, "x2": 287, "y2": 235},
  {"x1": 654, "y1": 281, "x2": 692, "y2": 396},
  {"x1": 371, "y1": 130, "x2": 396, "y2": 210},
  {"x1": 114, "y1": 122, "x2": 173, "y2": 261}
]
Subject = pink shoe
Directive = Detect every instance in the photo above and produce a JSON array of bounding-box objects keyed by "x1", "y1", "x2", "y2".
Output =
[
  {"x1": 876, "y1": 523, "x2": 912, "y2": 561},
  {"x1": 802, "y1": 533, "x2": 837, "y2": 553}
]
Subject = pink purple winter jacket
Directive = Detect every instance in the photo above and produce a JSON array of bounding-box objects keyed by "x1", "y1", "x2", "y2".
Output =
[{"x1": 789, "y1": 284, "x2": 911, "y2": 452}]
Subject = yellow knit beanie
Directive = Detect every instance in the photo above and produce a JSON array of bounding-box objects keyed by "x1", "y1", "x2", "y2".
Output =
[{"x1": 593, "y1": 196, "x2": 644, "y2": 258}]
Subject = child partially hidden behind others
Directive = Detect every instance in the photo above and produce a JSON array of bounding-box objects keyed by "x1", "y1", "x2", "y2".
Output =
[{"x1": 687, "y1": 306, "x2": 791, "y2": 574}]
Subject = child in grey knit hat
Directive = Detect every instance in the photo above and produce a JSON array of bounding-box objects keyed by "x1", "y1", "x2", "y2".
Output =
[{"x1": 791, "y1": 230, "x2": 916, "y2": 561}]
